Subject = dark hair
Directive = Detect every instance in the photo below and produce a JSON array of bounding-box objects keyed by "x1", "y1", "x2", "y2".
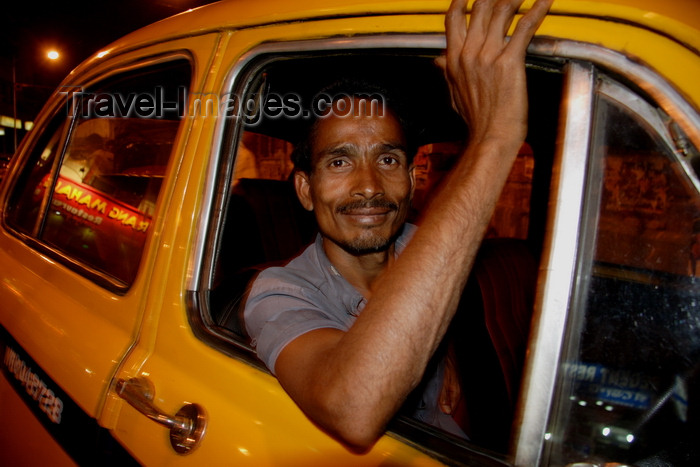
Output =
[{"x1": 291, "y1": 78, "x2": 417, "y2": 174}]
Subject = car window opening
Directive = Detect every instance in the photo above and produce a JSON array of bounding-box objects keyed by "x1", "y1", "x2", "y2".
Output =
[{"x1": 206, "y1": 51, "x2": 563, "y2": 457}]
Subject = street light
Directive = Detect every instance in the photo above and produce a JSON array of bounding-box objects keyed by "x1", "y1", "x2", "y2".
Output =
[{"x1": 47, "y1": 50, "x2": 60, "y2": 61}]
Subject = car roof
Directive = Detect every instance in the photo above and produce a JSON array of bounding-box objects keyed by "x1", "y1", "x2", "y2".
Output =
[
  {"x1": 62, "y1": 0, "x2": 698, "y2": 125},
  {"x1": 95, "y1": 0, "x2": 698, "y2": 54}
]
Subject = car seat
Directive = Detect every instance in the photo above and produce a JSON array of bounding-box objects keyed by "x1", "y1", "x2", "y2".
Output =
[
  {"x1": 211, "y1": 178, "x2": 317, "y2": 336},
  {"x1": 450, "y1": 237, "x2": 538, "y2": 451}
]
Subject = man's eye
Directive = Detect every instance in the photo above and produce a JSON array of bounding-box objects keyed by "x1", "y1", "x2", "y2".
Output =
[
  {"x1": 380, "y1": 155, "x2": 399, "y2": 166},
  {"x1": 329, "y1": 159, "x2": 348, "y2": 168}
]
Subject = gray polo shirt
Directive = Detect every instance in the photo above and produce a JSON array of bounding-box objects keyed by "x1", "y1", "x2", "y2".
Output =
[{"x1": 243, "y1": 223, "x2": 465, "y2": 437}]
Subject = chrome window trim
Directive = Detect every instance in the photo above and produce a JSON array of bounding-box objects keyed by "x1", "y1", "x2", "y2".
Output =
[
  {"x1": 512, "y1": 61, "x2": 595, "y2": 467},
  {"x1": 531, "y1": 39, "x2": 700, "y2": 148},
  {"x1": 600, "y1": 77, "x2": 700, "y2": 193}
]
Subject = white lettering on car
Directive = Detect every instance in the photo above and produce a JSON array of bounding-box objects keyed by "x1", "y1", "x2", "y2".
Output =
[{"x1": 3, "y1": 345, "x2": 63, "y2": 424}]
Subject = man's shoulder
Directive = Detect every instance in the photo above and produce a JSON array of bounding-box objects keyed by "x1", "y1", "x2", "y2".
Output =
[{"x1": 252, "y1": 239, "x2": 323, "y2": 291}]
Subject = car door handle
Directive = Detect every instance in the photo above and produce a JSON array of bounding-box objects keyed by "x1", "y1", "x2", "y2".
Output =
[{"x1": 116, "y1": 377, "x2": 206, "y2": 454}]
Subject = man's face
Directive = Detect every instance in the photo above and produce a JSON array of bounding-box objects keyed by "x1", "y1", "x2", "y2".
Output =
[{"x1": 295, "y1": 99, "x2": 415, "y2": 256}]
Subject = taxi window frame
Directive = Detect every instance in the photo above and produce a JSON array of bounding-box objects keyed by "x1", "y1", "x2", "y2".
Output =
[
  {"x1": 187, "y1": 35, "x2": 456, "y2": 358},
  {"x1": 186, "y1": 34, "x2": 566, "y2": 466},
  {"x1": 1, "y1": 54, "x2": 194, "y2": 292}
]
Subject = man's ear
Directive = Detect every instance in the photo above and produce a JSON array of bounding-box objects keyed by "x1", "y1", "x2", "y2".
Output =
[{"x1": 294, "y1": 171, "x2": 314, "y2": 211}]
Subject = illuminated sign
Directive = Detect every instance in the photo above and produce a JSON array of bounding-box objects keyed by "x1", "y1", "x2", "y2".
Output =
[
  {"x1": 46, "y1": 176, "x2": 151, "y2": 235},
  {"x1": 564, "y1": 362, "x2": 652, "y2": 409}
]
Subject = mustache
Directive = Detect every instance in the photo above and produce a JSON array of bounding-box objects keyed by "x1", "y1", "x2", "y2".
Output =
[{"x1": 336, "y1": 198, "x2": 399, "y2": 214}]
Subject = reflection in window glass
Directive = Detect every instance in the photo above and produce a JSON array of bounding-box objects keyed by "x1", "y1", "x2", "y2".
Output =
[
  {"x1": 6, "y1": 118, "x2": 68, "y2": 235},
  {"x1": 232, "y1": 132, "x2": 294, "y2": 182},
  {"x1": 546, "y1": 89, "x2": 700, "y2": 466},
  {"x1": 6, "y1": 60, "x2": 191, "y2": 286}
]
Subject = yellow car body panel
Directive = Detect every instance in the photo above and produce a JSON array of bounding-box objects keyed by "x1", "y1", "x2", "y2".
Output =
[
  {"x1": 0, "y1": 375, "x2": 76, "y2": 466},
  {"x1": 0, "y1": 33, "x2": 221, "y2": 465}
]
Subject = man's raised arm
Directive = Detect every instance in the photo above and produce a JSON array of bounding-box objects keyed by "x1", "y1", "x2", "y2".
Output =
[{"x1": 273, "y1": 0, "x2": 553, "y2": 452}]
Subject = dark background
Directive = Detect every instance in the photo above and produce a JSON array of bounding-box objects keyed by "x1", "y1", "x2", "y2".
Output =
[{"x1": 1, "y1": 0, "x2": 218, "y2": 156}]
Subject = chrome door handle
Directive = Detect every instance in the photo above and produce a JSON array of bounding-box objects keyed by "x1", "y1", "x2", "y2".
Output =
[{"x1": 116, "y1": 377, "x2": 206, "y2": 454}]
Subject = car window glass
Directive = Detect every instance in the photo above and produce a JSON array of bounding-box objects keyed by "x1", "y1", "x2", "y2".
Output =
[
  {"x1": 233, "y1": 131, "x2": 294, "y2": 182},
  {"x1": 6, "y1": 117, "x2": 68, "y2": 235},
  {"x1": 545, "y1": 80, "x2": 700, "y2": 466},
  {"x1": 5, "y1": 59, "x2": 191, "y2": 287}
]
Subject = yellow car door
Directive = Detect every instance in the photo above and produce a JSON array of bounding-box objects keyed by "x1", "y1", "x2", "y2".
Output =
[
  {"x1": 104, "y1": 10, "x2": 453, "y2": 466},
  {"x1": 0, "y1": 31, "x2": 219, "y2": 465}
]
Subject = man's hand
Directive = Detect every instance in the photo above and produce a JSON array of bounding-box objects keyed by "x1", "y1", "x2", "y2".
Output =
[
  {"x1": 439, "y1": 344, "x2": 462, "y2": 415},
  {"x1": 436, "y1": 0, "x2": 553, "y2": 153}
]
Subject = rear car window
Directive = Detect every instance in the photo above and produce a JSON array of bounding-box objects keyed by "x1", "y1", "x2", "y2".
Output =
[{"x1": 4, "y1": 59, "x2": 191, "y2": 288}]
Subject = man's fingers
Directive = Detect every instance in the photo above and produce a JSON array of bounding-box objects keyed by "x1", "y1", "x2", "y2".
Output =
[
  {"x1": 464, "y1": 0, "x2": 496, "y2": 50},
  {"x1": 482, "y1": 0, "x2": 521, "y2": 45},
  {"x1": 434, "y1": 54, "x2": 447, "y2": 73},
  {"x1": 444, "y1": 0, "x2": 468, "y2": 68},
  {"x1": 444, "y1": 0, "x2": 552, "y2": 60},
  {"x1": 440, "y1": 0, "x2": 552, "y2": 125},
  {"x1": 434, "y1": 55, "x2": 461, "y2": 115},
  {"x1": 507, "y1": 0, "x2": 554, "y2": 56}
]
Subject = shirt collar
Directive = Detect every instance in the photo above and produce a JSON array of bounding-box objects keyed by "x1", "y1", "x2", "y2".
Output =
[{"x1": 312, "y1": 223, "x2": 416, "y2": 316}]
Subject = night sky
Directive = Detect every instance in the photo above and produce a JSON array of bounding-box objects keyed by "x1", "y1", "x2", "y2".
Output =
[{"x1": 1, "y1": 0, "x2": 219, "y2": 122}]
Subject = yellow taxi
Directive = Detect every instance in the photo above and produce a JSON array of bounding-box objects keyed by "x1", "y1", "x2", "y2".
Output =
[{"x1": 1, "y1": 0, "x2": 698, "y2": 465}]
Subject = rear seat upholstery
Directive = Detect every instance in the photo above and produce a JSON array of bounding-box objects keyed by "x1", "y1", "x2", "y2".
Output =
[
  {"x1": 212, "y1": 177, "x2": 537, "y2": 450},
  {"x1": 211, "y1": 178, "x2": 316, "y2": 335},
  {"x1": 451, "y1": 237, "x2": 537, "y2": 450}
]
